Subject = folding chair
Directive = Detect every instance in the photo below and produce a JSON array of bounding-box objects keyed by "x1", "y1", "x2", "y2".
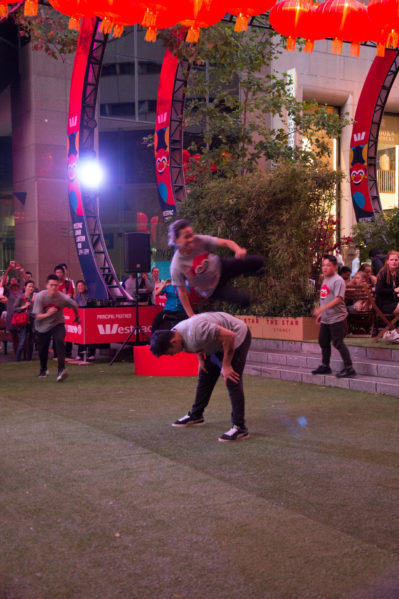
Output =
[
  {"x1": 363, "y1": 287, "x2": 399, "y2": 342},
  {"x1": 344, "y1": 284, "x2": 375, "y2": 336}
]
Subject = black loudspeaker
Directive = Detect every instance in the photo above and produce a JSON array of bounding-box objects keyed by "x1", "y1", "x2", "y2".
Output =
[{"x1": 124, "y1": 232, "x2": 151, "y2": 273}]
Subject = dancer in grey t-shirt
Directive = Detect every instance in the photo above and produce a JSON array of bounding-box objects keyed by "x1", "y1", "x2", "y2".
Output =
[
  {"x1": 150, "y1": 312, "x2": 251, "y2": 442},
  {"x1": 33, "y1": 274, "x2": 80, "y2": 381},
  {"x1": 169, "y1": 219, "x2": 264, "y2": 317}
]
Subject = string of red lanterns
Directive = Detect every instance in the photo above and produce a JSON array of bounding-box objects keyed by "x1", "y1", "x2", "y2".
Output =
[{"x1": 3, "y1": 0, "x2": 399, "y2": 56}]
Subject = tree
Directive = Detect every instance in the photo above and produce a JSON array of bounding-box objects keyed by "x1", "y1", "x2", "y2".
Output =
[{"x1": 162, "y1": 20, "x2": 348, "y2": 176}]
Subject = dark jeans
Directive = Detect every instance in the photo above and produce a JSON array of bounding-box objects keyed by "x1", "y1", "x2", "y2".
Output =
[
  {"x1": 211, "y1": 255, "x2": 264, "y2": 307},
  {"x1": 319, "y1": 320, "x2": 352, "y2": 368},
  {"x1": 36, "y1": 323, "x2": 66, "y2": 372},
  {"x1": 16, "y1": 324, "x2": 34, "y2": 361},
  {"x1": 189, "y1": 329, "x2": 252, "y2": 428}
]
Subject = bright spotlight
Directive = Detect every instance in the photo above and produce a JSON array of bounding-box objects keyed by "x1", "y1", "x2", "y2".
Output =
[{"x1": 78, "y1": 159, "x2": 105, "y2": 188}]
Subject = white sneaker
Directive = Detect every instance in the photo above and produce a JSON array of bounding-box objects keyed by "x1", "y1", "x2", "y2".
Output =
[{"x1": 57, "y1": 369, "x2": 69, "y2": 382}]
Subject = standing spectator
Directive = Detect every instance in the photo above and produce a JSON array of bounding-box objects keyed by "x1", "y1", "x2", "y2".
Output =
[
  {"x1": 74, "y1": 279, "x2": 96, "y2": 361},
  {"x1": 369, "y1": 248, "x2": 387, "y2": 276},
  {"x1": 33, "y1": 274, "x2": 80, "y2": 381},
  {"x1": 312, "y1": 254, "x2": 356, "y2": 378},
  {"x1": 150, "y1": 266, "x2": 164, "y2": 305},
  {"x1": 54, "y1": 264, "x2": 74, "y2": 359},
  {"x1": 14, "y1": 280, "x2": 36, "y2": 361},
  {"x1": 54, "y1": 264, "x2": 74, "y2": 297},
  {"x1": 351, "y1": 249, "x2": 360, "y2": 279},
  {"x1": 24, "y1": 271, "x2": 39, "y2": 292},
  {"x1": 4, "y1": 278, "x2": 22, "y2": 354},
  {"x1": 151, "y1": 279, "x2": 188, "y2": 332},
  {"x1": 169, "y1": 219, "x2": 264, "y2": 318},
  {"x1": 123, "y1": 273, "x2": 154, "y2": 304},
  {"x1": 150, "y1": 312, "x2": 251, "y2": 442},
  {"x1": 375, "y1": 251, "x2": 399, "y2": 315}
]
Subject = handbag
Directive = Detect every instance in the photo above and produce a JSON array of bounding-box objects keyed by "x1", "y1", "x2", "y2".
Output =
[{"x1": 11, "y1": 310, "x2": 30, "y2": 328}]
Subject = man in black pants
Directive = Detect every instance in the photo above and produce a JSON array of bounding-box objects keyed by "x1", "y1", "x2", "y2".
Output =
[
  {"x1": 312, "y1": 254, "x2": 356, "y2": 378},
  {"x1": 33, "y1": 274, "x2": 80, "y2": 381},
  {"x1": 150, "y1": 311, "x2": 251, "y2": 442}
]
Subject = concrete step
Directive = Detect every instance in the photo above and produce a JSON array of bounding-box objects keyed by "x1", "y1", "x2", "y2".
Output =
[
  {"x1": 244, "y1": 361, "x2": 399, "y2": 398},
  {"x1": 250, "y1": 338, "x2": 399, "y2": 362},
  {"x1": 247, "y1": 349, "x2": 399, "y2": 379}
]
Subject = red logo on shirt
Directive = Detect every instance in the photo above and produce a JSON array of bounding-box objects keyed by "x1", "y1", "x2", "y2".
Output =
[
  {"x1": 190, "y1": 253, "x2": 210, "y2": 277},
  {"x1": 320, "y1": 284, "x2": 330, "y2": 299}
]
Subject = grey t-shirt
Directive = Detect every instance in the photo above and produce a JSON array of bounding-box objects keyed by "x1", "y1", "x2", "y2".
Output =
[
  {"x1": 173, "y1": 312, "x2": 248, "y2": 354},
  {"x1": 319, "y1": 274, "x2": 347, "y2": 324},
  {"x1": 170, "y1": 234, "x2": 222, "y2": 298},
  {"x1": 33, "y1": 290, "x2": 78, "y2": 333}
]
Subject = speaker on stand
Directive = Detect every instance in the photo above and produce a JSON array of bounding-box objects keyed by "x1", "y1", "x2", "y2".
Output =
[{"x1": 109, "y1": 232, "x2": 152, "y2": 365}]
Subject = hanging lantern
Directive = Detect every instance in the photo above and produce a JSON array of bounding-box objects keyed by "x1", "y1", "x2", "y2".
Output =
[
  {"x1": 139, "y1": 1, "x2": 182, "y2": 43},
  {"x1": 179, "y1": 0, "x2": 227, "y2": 43},
  {"x1": 49, "y1": 0, "x2": 93, "y2": 30},
  {"x1": 227, "y1": 0, "x2": 277, "y2": 32},
  {"x1": 294, "y1": 4, "x2": 325, "y2": 53},
  {"x1": 0, "y1": 0, "x2": 18, "y2": 18},
  {"x1": 368, "y1": 0, "x2": 399, "y2": 52},
  {"x1": 316, "y1": 0, "x2": 369, "y2": 56},
  {"x1": 269, "y1": 0, "x2": 312, "y2": 51}
]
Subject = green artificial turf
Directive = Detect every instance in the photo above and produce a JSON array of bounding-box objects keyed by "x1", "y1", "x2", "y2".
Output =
[{"x1": 1, "y1": 361, "x2": 399, "y2": 599}]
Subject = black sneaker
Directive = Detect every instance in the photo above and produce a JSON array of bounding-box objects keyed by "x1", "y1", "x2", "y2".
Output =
[
  {"x1": 57, "y1": 369, "x2": 69, "y2": 382},
  {"x1": 172, "y1": 413, "x2": 205, "y2": 427},
  {"x1": 336, "y1": 367, "x2": 356, "y2": 378},
  {"x1": 311, "y1": 365, "x2": 332, "y2": 375},
  {"x1": 218, "y1": 425, "x2": 249, "y2": 442},
  {"x1": 38, "y1": 369, "x2": 49, "y2": 378}
]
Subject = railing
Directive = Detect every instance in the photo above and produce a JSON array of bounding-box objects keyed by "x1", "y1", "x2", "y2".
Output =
[{"x1": 377, "y1": 169, "x2": 395, "y2": 193}]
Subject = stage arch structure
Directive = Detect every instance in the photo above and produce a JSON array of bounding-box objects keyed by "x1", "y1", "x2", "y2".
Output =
[
  {"x1": 67, "y1": 17, "x2": 131, "y2": 300},
  {"x1": 350, "y1": 49, "x2": 399, "y2": 221}
]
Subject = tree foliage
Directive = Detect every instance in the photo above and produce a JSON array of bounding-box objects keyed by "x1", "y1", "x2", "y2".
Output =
[
  {"x1": 162, "y1": 20, "x2": 348, "y2": 175},
  {"x1": 351, "y1": 208, "x2": 399, "y2": 261},
  {"x1": 178, "y1": 163, "x2": 342, "y2": 316}
]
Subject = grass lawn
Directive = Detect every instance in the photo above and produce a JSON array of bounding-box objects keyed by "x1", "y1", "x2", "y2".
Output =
[{"x1": 1, "y1": 360, "x2": 399, "y2": 599}]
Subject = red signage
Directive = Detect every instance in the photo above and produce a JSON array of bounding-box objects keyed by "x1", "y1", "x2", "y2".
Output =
[{"x1": 64, "y1": 306, "x2": 161, "y2": 344}]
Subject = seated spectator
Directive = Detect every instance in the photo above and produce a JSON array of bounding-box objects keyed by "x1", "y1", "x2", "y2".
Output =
[
  {"x1": 14, "y1": 280, "x2": 36, "y2": 361},
  {"x1": 358, "y1": 262, "x2": 377, "y2": 288},
  {"x1": 346, "y1": 271, "x2": 372, "y2": 312},
  {"x1": 152, "y1": 279, "x2": 188, "y2": 332},
  {"x1": 74, "y1": 280, "x2": 96, "y2": 361},
  {"x1": 123, "y1": 273, "x2": 154, "y2": 304},
  {"x1": 375, "y1": 250, "x2": 399, "y2": 314},
  {"x1": 369, "y1": 248, "x2": 386, "y2": 276},
  {"x1": 338, "y1": 266, "x2": 351, "y2": 282}
]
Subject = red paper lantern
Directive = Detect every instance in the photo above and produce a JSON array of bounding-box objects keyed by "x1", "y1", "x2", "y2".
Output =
[
  {"x1": 269, "y1": 0, "x2": 312, "y2": 51},
  {"x1": 49, "y1": 0, "x2": 93, "y2": 30},
  {"x1": 368, "y1": 0, "x2": 399, "y2": 52},
  {"x1": 294, "y1": 4, "x2": 325, "y2": 53},
  {"x1": 316, "y1": 0, "x2": 369, "y2": 56},
  {"x1": 227, "y1": 0, "x2": 277, "y2": 32},
  {"x1": 179, "y1": 0, "x2": 227, "y2": 42}
]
